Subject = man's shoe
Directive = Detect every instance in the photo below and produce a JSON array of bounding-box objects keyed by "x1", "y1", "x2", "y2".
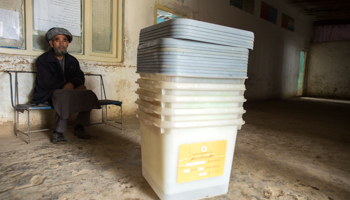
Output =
[
  {"x1": 74, "y1": 125, "x2": 91, "y2": 139},
  {"x1": 52, "y1": 131, "x2": 67, "y2": 143}
]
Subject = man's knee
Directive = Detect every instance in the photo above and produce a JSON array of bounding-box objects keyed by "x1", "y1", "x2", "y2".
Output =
[{"x1": 75, "y1": 85, "x2": 86, "y2": 90}]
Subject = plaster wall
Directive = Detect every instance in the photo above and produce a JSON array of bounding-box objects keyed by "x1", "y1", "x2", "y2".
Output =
[
  {"x1": 127, "y1": 0, "x2": 312, "y2": 102},
  {"x1": 305, "y1": 41, "x2": 350, "y2": 100},
  {"x1": 0, "y1": 0, "x2": 312, "y2": 133},
  {"x1": 196, "y1": 0, "x2": 311, "y2": 101},
  {"x1": 0, "y1": 54, "x2": 138, "y2": 131}
]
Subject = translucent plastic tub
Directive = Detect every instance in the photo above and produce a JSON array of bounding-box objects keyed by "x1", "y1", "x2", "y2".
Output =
[
  {"x1": 136, "y1": 63, "x2": 248, "y2": 71},
  {"x1": 136, "y1": 108, "x2": 244, "y2": 129},
  {"x1": 137, "y1": 62, "x2": 248, "y2": 70},
  {"x1": 136, "y1": 89, "x2": 246, "y2": 103},
  {"x1": 135, "y1": 99, "x2": 245, "y2": 115},
  {"x1": 136, "y1": 79, "x2": 246, "y2": 96},
  {"x1": 136, "y1": 103, "x2": 244, "y2": 122},
  {"x1": 138, "y1": 73, "x2": 247, "y2": 84},
  {"x1": 160, "y1": 101, "x2": 245, "y2": 109},
  {"x1": 139, "y1": 87, "x2": 245, "y2": 96},
  {"x1": 137, "y1": 110, "x2": 242, "y2": 200},
  {"x1": 136, "y1": 79, "x2": 246, "y2": 91},
  {"x1": 136, "y1": 67, "x2": 247, "y2": 76},
  {"x1": 137, "y1": 96, "x2": 245, "y2": 109}
]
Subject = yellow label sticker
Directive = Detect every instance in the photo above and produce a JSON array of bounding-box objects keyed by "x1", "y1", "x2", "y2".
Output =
[{"x1": 177, "y1": 140, "x2": 227, "y2": 183}]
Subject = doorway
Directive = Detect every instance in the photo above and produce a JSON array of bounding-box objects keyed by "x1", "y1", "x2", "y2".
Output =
[{"x1": 297, "y1": 51, "x2": 307, "y2": 96}]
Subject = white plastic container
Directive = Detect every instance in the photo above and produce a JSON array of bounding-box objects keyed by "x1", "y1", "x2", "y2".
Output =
[
  {"x1": 136, "y1": 79, "x2": 246, "y2": 91},
  {"x1": 135, "y1": 99, "x2": 245, "y2": 115},
  {"x1": 136, "y1": 109, "x2": 244, "y2": 129},
  {"x1": 160, "y1": 101, "x2": 244, "y2": 109},
  {"x1": 136, "y1": 99, "x2": 245, "y2": 122},
  {"x1": 136, "y1": 79, "x2": 246, "y2": 96},
  {"x1": 136, "y1": 65, "x2": 248, "y2": 73},
  {"x1": 136, "y1": 89, "x2": 246, "y2": 103},
  {"x1": 136, "y1": 89, "x2": 246, "y2": 109},
  {"x1": 138, "y1": 97, "x2": 245, "y2": 109},
  {"x1": 136, "y1": 110, "x2": 242, "y2": 200},
  {"x1": 140, "y1": 87, "x2": 245, "y2": 96},
  {"x1": 139, "y1": 73, "x2": 247, "y2": 84}
]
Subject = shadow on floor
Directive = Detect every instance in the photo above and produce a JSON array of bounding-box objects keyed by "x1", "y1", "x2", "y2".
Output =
[{"x1": 0, "y1": 99, "x2": 349, "y2": 199}]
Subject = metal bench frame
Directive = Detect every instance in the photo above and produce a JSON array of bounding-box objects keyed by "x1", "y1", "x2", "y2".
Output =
[{"x1": 5, "y1": 71, "x2": 123, "y2": 144}]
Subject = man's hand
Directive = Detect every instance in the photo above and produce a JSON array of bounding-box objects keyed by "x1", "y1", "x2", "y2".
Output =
[
  {"x1": 63, "y1": 82, "x2": 74, "y2": 90},
  {"x1": 75, "y1": 85, "x2": 86, "y2": 90}
]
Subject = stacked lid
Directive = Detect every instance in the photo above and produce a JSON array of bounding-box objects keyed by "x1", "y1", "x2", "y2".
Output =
[
  {"x1": 139, "y1": 18, "x2": 255, "y2": 49},
  {"x1": 137, "y1": 38, "x2": 250, "y2": 78},
  {"x1": 136, "y1": 19, "x2": 255, "y2": 131}
]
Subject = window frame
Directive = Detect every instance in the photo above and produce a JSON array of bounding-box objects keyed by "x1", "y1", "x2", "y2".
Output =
[{"x1": 0, "y1": 0, "x2": 123, "y2": 63}]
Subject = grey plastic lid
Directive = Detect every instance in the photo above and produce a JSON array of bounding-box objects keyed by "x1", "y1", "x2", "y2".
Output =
[
  {"x1": 137, "y1": 55, "x2": 249, "y2": 64},
  {"x1": 137, "y1": 65, "x2": 247, "y2": 72},
  {"x1": 137, "y1": 63, "x2": 248, "y2": 70},
  {"x1": 137, "y1": 52, "x2": 248, "y2": 61},
  {"x1": 140, "y1": 26, "x2": 254, "y2": 40},
  {"x1": 140, "y1": 33, "x2": 253, "y2": 49},
  {"x1": 139, "y1": 19, "x2": 255, "y2": 49},
  {"x1": 137, "y1": 38, "x2": 249, "y2": 54},
  {"x1": 136, "y1": 69, "x2": 247, "y2": 78},
  {"x1": 140, "y1": 18, "x2": 254, "y2": 38},
  {"x1": 140, "y1": 32, "x2": 254, "y2": 49},
  {"x1": 136, "y1": 68, "x2": 247, "y2": 75},
  {"x1": 137, "y1": 59, "x2": 248, "y2": 64}
]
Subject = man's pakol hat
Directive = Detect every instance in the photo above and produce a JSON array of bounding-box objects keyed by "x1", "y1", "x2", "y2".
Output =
[{"x1": 45, "y1": 27, "x2": 73, "y2": 43}]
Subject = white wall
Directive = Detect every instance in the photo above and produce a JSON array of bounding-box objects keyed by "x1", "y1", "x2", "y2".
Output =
[
  {"x1": 0, "y1": 0, "x2": 312, "y2": 133},
  {"x1": 305, "y1": 41, "x2": 350, "y2": 100}
]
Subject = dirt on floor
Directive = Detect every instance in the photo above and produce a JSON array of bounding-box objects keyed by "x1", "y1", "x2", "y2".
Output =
[{"x1": 0, "y1": 98, "x2": 349, "y2": 200}]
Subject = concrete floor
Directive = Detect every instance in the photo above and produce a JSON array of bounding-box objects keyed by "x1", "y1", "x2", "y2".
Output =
[{"x1": 0, "y1": 98, "x2": 349, "y2": 200}]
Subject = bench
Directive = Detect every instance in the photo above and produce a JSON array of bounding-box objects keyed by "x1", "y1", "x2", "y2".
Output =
[{"x1": 5, "y1": 71, "x2": 123, "y2": 144}]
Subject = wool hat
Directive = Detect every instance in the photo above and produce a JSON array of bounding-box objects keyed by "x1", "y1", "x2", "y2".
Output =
[{"x1": 45, "y1": 27, "x2": 73, "y2": 43}]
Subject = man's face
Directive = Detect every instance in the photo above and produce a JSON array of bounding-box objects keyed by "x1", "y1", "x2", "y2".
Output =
[{"x1": 49, "y1": 35, "x2": 69, "y2": 56}]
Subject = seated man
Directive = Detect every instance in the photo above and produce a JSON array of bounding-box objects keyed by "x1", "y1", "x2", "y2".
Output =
[{"x1": 31, "y1": 27, "x2": 100, "y2": 143}]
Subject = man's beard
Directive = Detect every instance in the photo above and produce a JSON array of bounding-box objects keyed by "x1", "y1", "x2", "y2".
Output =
[{"x1": 54, "y1": 47, "x2": 67, "y2": 56}]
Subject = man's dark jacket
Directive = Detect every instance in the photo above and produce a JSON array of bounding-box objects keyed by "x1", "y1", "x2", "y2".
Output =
[{"x1": 31, "y1": 49, "x2": 85, "y2": 104}]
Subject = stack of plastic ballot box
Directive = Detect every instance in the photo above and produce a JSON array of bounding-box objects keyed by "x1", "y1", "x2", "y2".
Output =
[{"x1": 135, "y1": 18, "x2": 254, "y2": 200}]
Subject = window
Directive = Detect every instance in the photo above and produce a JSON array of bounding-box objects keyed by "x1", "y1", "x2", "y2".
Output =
[
  {"x1": 281, "y1": 13, "x2": 295, "y2": 32},
  {"x1": 0, "y1": 0, "x2": 123, "y2": 62},
  {"x1": 260, "y1": 1, "x2": 277, "y2": 24},
  {"x1": 0, "y1": 1, "x2": 25, "y2": 49},
  {"x1": 230, "y1": 0, "x2": 254, "y2": 15}
]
